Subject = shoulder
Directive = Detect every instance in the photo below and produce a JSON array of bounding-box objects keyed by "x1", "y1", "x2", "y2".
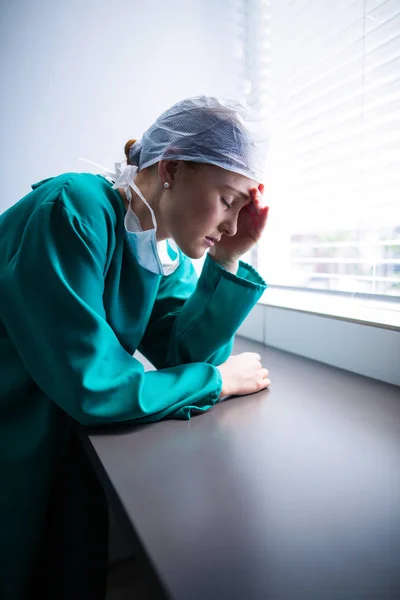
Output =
[
  {"x1": 36, "y1": 172, "x2": 121, "y2": 224},
  {"x1": 34, "y1": 172, "x2": 124, "y2": 247}
]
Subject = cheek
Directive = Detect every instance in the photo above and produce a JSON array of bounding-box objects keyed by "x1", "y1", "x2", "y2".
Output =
[
  {"x1": 170, "y1": 190, "x2": 222, "y2": 238},
  {"x1": 193, "y1": 197, "x2": 222, "y2": 224},
  {"x1": 183, "y1": 203, "x2": 213, "y2": 229}
]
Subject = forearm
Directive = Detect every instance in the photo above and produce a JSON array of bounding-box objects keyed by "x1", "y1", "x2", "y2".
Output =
[{"x1": 165, "y1": 255, "x2": 267, "y2": 366}]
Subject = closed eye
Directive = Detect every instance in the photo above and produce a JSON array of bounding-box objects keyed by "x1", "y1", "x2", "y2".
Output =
[{"x1": 221, "y1": 197, "x2": 233, "y2": 209}]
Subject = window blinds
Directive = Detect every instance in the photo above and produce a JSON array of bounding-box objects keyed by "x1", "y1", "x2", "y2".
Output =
[{"x1": 249, "y1": 0, "x2": 400, "y2": 298}]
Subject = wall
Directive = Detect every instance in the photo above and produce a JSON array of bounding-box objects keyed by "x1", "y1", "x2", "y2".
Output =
[
  {"x1": 239, "y1": 303, "x2": 400, "y2": 387},
  {"x1": 0, "y1": 0, "x2": 246, "y2": 564},
  {"x1": 0, "y1": 0, "x2": 244, "y2": 209}
]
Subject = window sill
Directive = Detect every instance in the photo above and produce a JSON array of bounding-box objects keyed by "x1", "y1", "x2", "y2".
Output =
[
  {"x1": 238, "y1": 299, "x2": 400, "y2": 387},
  {"x1": 259, "y1": 288, "x2": 400, "y2": 331}
]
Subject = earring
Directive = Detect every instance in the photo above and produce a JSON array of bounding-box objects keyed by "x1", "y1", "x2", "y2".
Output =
[{"x1": 164, "y1": 182, "x2": 170, "y2": 189}]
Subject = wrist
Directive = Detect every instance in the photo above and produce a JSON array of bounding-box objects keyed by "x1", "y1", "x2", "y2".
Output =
[
  {"x1": 208, "y1": 249, "x2": 239, "y2": 274},
  {"x1": 218, "y1": 378, "x2": 230, "y2": 399}
]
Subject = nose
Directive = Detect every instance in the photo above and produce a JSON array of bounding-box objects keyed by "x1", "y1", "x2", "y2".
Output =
[{"x1": 221, "y1": 214, "x2": 238, "y2": 237}]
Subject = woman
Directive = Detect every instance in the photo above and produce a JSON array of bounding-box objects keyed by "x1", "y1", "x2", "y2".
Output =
[{"x1": 0, "y1": 96, "x2": 271, "y2": 598}]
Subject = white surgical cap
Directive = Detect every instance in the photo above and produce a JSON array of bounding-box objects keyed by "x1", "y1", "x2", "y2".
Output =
[{"x1": 128, "y1": 95, "x2": 269, "y2": 183}]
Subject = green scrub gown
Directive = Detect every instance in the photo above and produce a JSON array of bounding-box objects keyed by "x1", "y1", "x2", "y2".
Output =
[{"x1": 0, "y1": 173, "x2": 267, "y2": 599}]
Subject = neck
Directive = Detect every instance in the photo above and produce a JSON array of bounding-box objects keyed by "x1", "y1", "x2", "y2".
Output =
[{"x1": 118, "y1": 177, "x2": 168, "y2": 241}]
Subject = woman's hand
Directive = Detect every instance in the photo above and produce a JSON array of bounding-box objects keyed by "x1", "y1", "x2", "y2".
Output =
[
  {"x1": 217, "y1": 352, "x2": 271, "y2": 398},
  {"x1": 209, "y1": 184, "x2": 269, "y2": 270}
]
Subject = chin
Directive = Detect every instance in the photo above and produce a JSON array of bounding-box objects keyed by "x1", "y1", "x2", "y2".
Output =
[
  {"x1": 186, "y1": 248, "x2": 206, "y2": 260},
  {"x1": 178, "y1": 241, "x2": 206, "y2": 260}
]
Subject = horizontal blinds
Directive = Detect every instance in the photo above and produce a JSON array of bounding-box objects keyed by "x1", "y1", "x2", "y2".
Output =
[{"x1": 248, "y1": 0, "x2": 400, "y2": 297}]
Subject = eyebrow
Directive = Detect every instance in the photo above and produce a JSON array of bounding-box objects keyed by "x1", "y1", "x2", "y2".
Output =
[{"x1": 225, "y1": 185, "x2": 251, "y2": 202}]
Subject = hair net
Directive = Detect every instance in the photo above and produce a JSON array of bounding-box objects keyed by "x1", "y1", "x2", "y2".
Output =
[{"x1": 128, "y1": 96, "x2": 269, "y2": 183}]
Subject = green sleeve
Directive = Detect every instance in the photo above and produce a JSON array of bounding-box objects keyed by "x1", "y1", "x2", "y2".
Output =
[
  {"x1": 138, "y1": 252, "x2": 267, "y2": 369},
  {"x1": 0, "y1": 201, "x2": 221, "y2": 424}
]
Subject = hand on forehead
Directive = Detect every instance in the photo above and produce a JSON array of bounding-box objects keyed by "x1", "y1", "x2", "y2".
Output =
[{"x1": 214, "y1": 165, "x2": 261, "y2": 198}]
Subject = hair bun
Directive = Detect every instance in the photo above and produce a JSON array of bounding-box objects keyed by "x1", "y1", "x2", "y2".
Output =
[{"x1": 124, "y1": 139, "x2": 138, "y2": 164}]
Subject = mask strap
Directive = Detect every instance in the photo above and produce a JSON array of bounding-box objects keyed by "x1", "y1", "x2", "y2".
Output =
[
  {"x1": 78, "y1": 158, "x2": 156, "y2": 229},
  {"x1": 78, "y1": 157, "x2": 116, "y2": 179},
  {"x1": 79, "y1": 157, "x2": 134, "y2": 204},
  {"x1": 127, "y1": 179, "x2": 158, "y2": 232}
]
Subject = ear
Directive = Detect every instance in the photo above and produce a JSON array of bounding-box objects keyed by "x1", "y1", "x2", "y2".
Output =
[{"x1": 158, "y1": 160, "x2": 179, "y2": 188}]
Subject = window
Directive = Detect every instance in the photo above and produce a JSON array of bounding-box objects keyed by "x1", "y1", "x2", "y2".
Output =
[{"x1": 245, "y1": 0, "x2": 400, "y2": 326}]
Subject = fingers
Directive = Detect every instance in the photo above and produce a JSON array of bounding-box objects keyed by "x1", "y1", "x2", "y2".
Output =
[
  {"x1": 259, "y1": 366, "x2": 271, "y2": 389},
  {"x1": 253, "y1": 206, "x2": 269, "y2": 236},
  {"x1": 250, "y1": 187, "x2": 265, "y2": 209},
  {"x1": 260, "y1": 367, "x2": 271, "y2": 386},
  {"x1": 248, "y1": 189, "x2": 269, "y2": 237},
  {"x1": 253, "y1": 194, "x2": 269, "y2": 219},
  {"x1": 250, "y1": 188, "x2": 262, "y2": 213},
  {"x1": 257, "y1": 374, "x2": 271, "y2": 390},
  {"x1": 260, "y1": 370, "x2": 271, "y2": 388}
]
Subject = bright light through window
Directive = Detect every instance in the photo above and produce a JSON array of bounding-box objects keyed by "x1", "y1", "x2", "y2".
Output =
[{"x1": 254, "y1": 0, "x2": 400, "y2": 302}]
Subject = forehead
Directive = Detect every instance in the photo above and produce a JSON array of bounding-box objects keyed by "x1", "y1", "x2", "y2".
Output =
[{"x1": 200, "y1": 164, "x2": 258, "y2": 196}]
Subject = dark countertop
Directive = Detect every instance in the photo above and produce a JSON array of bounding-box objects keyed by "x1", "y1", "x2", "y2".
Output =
[{"x1": 83, "y1": 336, "x2": 400, "y2": 600}]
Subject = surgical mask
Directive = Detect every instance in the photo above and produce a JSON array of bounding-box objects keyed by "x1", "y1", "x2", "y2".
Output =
[
  {"x1": 78, "y1": 159, "x2": 180, "y2": 277},
  {"x1": 124, "y1": 177, "x2": 180, "y2": 277}
]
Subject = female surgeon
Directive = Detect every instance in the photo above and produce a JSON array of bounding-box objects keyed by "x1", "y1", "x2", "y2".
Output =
[{"x1": 0, "y1": 95, "x2": 271, "y2": 599}]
